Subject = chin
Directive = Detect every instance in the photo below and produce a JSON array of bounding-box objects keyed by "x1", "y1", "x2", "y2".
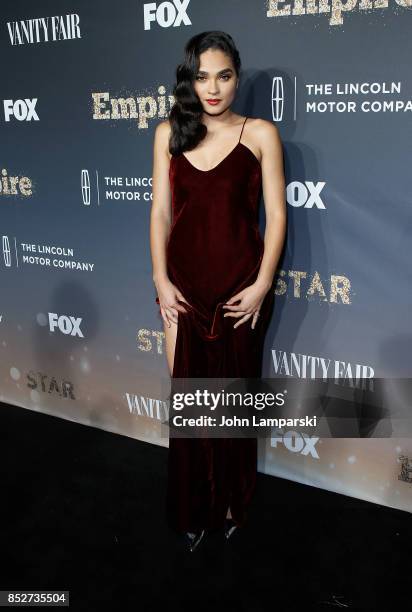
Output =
[{"x1": 203, "y1": 102, "x2": 228, "y2": 113}]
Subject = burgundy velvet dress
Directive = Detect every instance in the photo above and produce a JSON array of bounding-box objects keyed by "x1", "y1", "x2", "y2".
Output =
[{"x1": 155, "y1": 116, "x2": 274, "y2": 533}]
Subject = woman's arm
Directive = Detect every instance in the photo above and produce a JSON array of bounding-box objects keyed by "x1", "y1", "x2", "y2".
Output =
[
  {"x1": 222, "y1": 119, "x2": 287, "y2": 329},
  {"x1": 255, "y1": 119, "x2": 287, "y2": 290},
  {"x1": 150, "y1": 120, "x2": 190, "y2": 326},
  {"x1": 150, "y1": 120, "x2": 172, "y2": 285}
]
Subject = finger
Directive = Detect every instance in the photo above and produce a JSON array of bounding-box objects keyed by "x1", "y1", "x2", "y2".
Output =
[
  {"x1": 171, "y1": 306, "x2": 181, "y2": 319},
  {"x1": 174, "y1": 301, "x2": 188, "y2": 313},
  {"x1": 166, "y1": 307, "x2": 178, "y2": 324},
  {"x1": 224, "y1": 294, "x2": 242, "y2": 306},
  {"x1": 222, "y1": 303, "x2": 244, "y2": 312},
  {"x1": 176, "y1": 293, "x2": 191, "y2": 305},
  {"x1": 161, "y1": 307, "x2": 171, "y2": 328},
  {"x1": 251, "y1": 311, "x2": 260, "y2": 330},
  {"x1": 233, "y1": 313, "x2": 253, "y2": 329},
  {"x1": 223, "y1": 310, "x2": 248, "y2": 319},
  {"x1": 170, "y1": 309, "x2": 179, "y2": 323}
]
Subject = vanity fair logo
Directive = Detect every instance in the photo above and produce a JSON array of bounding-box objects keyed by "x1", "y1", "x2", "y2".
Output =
[
  {"x1": 266, "y1": 0, "x2": 411, "y2": 26},
  {"x1": 3, "y1": 99, "x2": 39, "y2": 122},
  {"x1": 272, "y1": 349, "x2": 375, "y2": 390},
  {"x1": 272, "y1": 76, "x2": 411, "y2": 120},
  {"x1": 7, "y1": 14, "x2": 81, "y2": 45},
  {"x1": 143, "y1": 0, "x2": 191, "y2": 30},
  {"x1": 125, "y1": 392, "x2": 169, "y2": 421}
]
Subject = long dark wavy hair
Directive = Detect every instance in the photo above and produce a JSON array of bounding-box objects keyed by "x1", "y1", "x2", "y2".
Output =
[{"x1": 168, "y1": 31, "x2": 241, "y2": 156}]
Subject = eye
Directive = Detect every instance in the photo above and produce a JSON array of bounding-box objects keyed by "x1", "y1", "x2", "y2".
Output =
[{"x1": 195, "y1": 74, "x2": 231, "y2": 81}]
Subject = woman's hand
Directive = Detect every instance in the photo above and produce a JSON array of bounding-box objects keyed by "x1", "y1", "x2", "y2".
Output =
[
  {"x1": 155, "y1": 277, "x2": 191, "y2": 328},
  {"x1": 222, "y1": 280, "x2": 271, "y2": 329}
]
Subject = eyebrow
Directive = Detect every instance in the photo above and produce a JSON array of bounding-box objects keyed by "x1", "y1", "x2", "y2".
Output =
[{"x1": 196, "y1": 68, "x2": 234, "y2": 75}]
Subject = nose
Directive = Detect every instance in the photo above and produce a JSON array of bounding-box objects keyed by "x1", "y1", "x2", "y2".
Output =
[{"x1": 207, "y1": 80, "x2": 219, "y2": 95}]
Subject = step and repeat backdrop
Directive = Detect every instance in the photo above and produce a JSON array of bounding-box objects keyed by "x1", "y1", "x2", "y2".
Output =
[{"x1": 1, "y1": 1, "x2": 411, "y2": 513}]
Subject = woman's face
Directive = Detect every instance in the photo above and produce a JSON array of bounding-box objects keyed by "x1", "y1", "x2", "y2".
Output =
[{"x1": 193, "y1": 48, "x2": 238, "y2": 115}]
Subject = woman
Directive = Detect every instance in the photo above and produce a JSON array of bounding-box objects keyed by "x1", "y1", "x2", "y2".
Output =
[{"x1": 150, "y1": 31, "x2": 286, "y2": 551}]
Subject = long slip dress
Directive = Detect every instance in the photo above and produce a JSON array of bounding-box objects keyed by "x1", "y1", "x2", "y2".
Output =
[{"x1": 155, "y1": 116, "x2": 274, "y2": 533}]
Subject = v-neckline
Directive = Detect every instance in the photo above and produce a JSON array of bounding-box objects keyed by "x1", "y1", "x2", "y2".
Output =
[{"x1": 181, "y1": 141, "x2": 242, "y2": 173}]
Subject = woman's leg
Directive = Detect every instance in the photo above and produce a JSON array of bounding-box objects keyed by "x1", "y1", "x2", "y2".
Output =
[
  {"x1": 164, "y1": 312, "x2": 234, "y2": 531},
  {"x1": 162, "y1": 315, "x2": 178, "y2": 376}
]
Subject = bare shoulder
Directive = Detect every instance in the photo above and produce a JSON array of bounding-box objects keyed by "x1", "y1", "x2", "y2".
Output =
[
  {"x1": 251, "y1": 118, "x2": 281, "y2": 146},
  {"x1": 249, "y1": 119, "x2": 282, "y2": 168},
  {"x1": 155, "y1": 118, "x2": 172, "y2": 138},
  {"x1": 154, "y1": 119, "x2": 172, "y2": 160},
  {"x1": 243, "y1": 117, "x2": 281, "y2": 164}
]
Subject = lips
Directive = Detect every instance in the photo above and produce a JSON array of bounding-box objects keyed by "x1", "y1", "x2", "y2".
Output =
[{"x1": 206, "y1": 99, "x2": 221, "y2": 105}]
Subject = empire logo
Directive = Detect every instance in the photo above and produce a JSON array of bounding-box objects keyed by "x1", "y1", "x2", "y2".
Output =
[
  {"x1": 266, "y1": 0, "x2": 411, "y2": 27},
  {"x1": 92, "y1": 87, "x2": 172, "y2": 128},
  {"x1": 0, "y1": 169, "x2": 33, "y2": 197}
]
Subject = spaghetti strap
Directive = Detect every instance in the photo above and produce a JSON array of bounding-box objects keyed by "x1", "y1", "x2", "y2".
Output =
[{"x1": 238, "y1": 116, "x2": 248, "y2": 143}]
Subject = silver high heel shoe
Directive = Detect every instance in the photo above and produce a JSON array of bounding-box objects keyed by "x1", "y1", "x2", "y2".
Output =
[
  {"x1": 224, "y1": 518, "x2": 238, "y2": 540},
  {"x1": 184, "y1": 529, "x2": 205, "y2": 552}
]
